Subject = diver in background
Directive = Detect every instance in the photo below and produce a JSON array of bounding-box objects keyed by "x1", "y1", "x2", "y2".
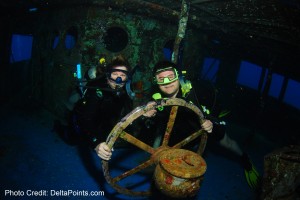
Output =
[{"x1": 143, "y1": 60, "x2": 260, "y2": 191}]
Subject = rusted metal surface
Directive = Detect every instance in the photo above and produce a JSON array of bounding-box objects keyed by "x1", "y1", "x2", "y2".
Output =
[
  {"x1": 154, "y1": 149, "x2": 206, "y2": 198},
  {"x1": 159, "y1": 149, "x2": 206, "y2": 178},
  {"x1": 102, "y1": 98, "x2": 207, "y2": 197},
  {"x1": 261, "y1": 145, "x2": 300, "y2": 200}
]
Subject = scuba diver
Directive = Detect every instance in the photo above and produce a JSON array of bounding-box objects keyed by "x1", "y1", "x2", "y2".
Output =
[
  {"x1": 55, "y1": 55, "x2": 133, "y2": 152},
  {"x1": 143, "y1": 60, "x2": 260, "y2": 191}
]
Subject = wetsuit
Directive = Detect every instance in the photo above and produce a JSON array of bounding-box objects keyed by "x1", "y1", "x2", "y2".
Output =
[
  {"x1": 73, "y1": 76, "x2": 132, "y2": 148},
  {"x1": 146, "y1": 86, "x2": 226, "y2": 147}
]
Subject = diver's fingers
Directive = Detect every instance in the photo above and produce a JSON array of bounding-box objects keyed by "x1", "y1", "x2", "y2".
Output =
[
  {"x1": 201, "y1": 119, "x2": 213, "y2": 133},
  {"x1": 95, "y1": 142, "x2": 113, "y2": 160}
]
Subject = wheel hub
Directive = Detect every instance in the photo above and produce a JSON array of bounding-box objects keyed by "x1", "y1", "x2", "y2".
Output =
[{"x1": 154, "y1": 149, "x2": 207, "y2": 198}]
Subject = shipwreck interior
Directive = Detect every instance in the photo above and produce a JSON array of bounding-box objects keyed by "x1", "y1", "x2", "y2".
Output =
[{"x1": 1, "y1": 0, "x2": 300, "y2": 199}]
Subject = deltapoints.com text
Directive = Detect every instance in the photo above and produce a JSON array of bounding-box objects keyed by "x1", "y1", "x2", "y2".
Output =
[{"x1": 4, "y1": 190, "x2": 105, "y2": 197}]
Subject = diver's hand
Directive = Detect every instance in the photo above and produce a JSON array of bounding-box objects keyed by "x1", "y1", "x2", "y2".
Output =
[
  {"x1": 95, "y1": 142, "x2": 112, "y2": 160},
  {"x1": 201, "y1": 119, "x2": 213, "y2": 133},
  {"x1": 143, "y1": 102, "x2": 157, "y2": 117}
]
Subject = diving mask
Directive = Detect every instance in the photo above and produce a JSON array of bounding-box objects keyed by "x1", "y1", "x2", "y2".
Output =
[
  {"x1": 154, "y1": 67, "x2": 179, "y2": 85},
  {"x1": 107, "y1": 68, "x2": 129, "y2": 84}
]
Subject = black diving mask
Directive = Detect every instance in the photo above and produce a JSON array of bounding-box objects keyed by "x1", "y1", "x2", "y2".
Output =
[{"x1": 107, "y1": 69, "x2": 129, "y2": 84}]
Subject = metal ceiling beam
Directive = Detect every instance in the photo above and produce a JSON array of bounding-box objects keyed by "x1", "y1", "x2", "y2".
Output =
[
  {"x1": 89, "y1": 0, "x2": 228, "y2": 32},
  {"x1": 190, "y1": 0, "x2": 215, "y2": 4}
]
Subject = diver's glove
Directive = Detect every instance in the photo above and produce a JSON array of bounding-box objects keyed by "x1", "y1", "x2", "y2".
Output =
[{"x1": 241, "y1": 153, "x2": 261, "y2": 190}]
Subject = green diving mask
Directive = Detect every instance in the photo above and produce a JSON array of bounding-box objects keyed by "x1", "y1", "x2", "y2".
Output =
[{"x1": 154, "y1": 67, "x2": 179, "y2": 85}]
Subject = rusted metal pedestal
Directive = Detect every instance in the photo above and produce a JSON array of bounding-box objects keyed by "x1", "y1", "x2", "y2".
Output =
[
  {"x1": 261, "y1": 145, "x2": 300, "y2": 200},
  {"x1": 154, "y1": 149, "x2": 207, "y2": 198}
]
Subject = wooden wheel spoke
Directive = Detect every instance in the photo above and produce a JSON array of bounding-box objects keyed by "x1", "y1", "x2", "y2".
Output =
[
  {"x1": 162, "y1": 106, "x2": 178, "y2": 146},
  {"x1": 172, "y1": 129, "x2": 205, "y2": 148},
  {"x1": 197, "y1": 133, "x2": 208, "y2": 155},
  {"x1": 120, "y1": 131, "x2": 155, "y2": 154},
  {"x1": 111, "y1": 159, "x2": 154, "y2": 183}
]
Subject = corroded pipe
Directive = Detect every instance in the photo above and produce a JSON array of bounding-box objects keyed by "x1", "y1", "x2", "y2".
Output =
[{"x1": 172, "y1": 0, "x2": 189, "y2": 64}]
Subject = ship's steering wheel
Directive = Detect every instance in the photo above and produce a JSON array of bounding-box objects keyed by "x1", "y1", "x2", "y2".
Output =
[{"x1": 102, "y1": 98, "x2": 208, "y2": 197}]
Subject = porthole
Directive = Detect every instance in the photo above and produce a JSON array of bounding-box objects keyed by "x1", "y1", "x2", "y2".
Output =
[
  {"x1": 65, "y1": 26, "x2": 78, "y2": 49},
  {"x1": 163, "y1": 39, "x2": 175, "y2": 61},
  {"x1": 103, "y1": 27, "x2": 128, "y2": 52}
]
